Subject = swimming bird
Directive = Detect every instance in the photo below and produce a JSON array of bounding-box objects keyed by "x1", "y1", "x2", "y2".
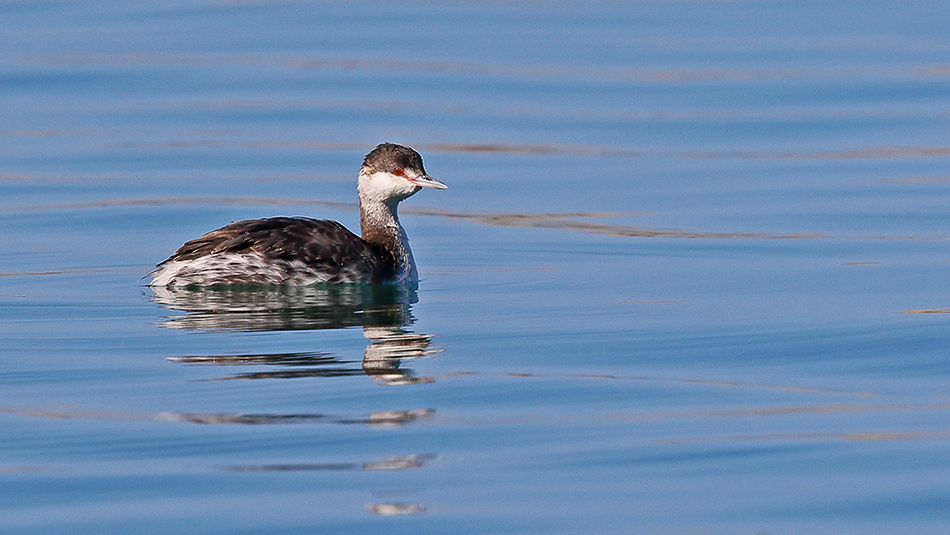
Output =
[{"x1": 148, "y1": 143, "x2": 446, "y2": 287}]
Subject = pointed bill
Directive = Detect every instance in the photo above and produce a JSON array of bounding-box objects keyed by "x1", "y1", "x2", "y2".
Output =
[{"x1": 410, "y1": 174, "x2": 448, "y2": 189}]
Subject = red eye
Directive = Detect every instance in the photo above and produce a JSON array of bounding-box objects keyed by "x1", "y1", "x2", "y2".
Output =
[{"x1": 392, "y1": 166, "x2": 406, "y2": 177}]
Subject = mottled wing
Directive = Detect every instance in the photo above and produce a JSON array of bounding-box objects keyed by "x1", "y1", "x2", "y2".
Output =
[{"x1": 160, "y1": 217, "x2": 396, "y2": 283}]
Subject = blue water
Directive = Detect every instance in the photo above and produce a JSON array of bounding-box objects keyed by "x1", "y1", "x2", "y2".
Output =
[{"x1": 3, "y1": 1, "x2": 950, "y2": 533}]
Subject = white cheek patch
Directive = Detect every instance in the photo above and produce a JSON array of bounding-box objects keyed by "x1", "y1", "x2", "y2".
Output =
[{"x1": 358, "y1": 171, "x2": 419, "y2": 202}]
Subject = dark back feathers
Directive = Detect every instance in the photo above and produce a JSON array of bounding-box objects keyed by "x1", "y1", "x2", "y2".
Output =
[{"x1": 161, "y1": 217, "x2": 397, "y2": 283}]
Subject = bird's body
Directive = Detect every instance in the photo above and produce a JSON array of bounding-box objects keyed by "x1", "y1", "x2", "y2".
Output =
[
  {"x1": 148, "y1": 143, "x2": 446, "y2": 287},
  {"x1": 148, "y1": 217, "x2": 400, "y2": 286}
]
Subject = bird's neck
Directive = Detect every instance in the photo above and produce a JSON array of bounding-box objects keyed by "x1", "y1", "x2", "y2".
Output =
[{"x1": 359, "y1": 197, "x2": 417, "y2": 282}]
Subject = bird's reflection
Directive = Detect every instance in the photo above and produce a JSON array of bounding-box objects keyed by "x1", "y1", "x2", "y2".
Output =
[
  {"x1": 157, "y1": 408, "x2": 435, "y2": 426},
  {"x1": 151, "y1": 284, "x2": 437, "y2": 385},
  {"x1": 150, "y1": 284, "x2": 416, "y2": 332}
]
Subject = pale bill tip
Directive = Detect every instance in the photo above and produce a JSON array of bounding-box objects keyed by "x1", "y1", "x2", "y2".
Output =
[{"x1": 414, "y1": 175, "x2": 448, "y2": 190}]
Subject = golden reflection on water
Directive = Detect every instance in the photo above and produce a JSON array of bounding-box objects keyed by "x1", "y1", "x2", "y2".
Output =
[
  {"x1": 9, "y1": 194, "x2": 942, "y2": 241},
  {"x1": 654, "y1": 429, "x2": 950, "y2": 446},
  {"x1": 10, "y1": 49, "x2": 950, "y2": 85},
  {"x1": 6, "y1": 395, "x2": 948, "y2": 445},
  {"x1": 4, "y1": 366, "x2": 948, "y2": 444},
  {"x1": 0, "y1": 269, "x2": 86, "y2": 277}
]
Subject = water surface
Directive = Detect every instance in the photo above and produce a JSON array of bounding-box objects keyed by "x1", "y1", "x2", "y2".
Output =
[{"x1": 2, "y1": 1, "x2": 950, "y2": 534}]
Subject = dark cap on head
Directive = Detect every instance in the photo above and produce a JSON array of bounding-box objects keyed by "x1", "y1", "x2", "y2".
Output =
[{"x1": 362, "y1": 143, "x2": 427, "y2": 175}]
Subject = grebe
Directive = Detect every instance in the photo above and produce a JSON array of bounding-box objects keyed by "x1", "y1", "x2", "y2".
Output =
[{"x1": 148, "y1": 143, "x2": 446, "y2": 287}]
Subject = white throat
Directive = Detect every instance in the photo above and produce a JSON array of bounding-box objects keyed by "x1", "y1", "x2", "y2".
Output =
[{"x1": 358, "y1": 169, "x2": 421, "y2": 283}]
